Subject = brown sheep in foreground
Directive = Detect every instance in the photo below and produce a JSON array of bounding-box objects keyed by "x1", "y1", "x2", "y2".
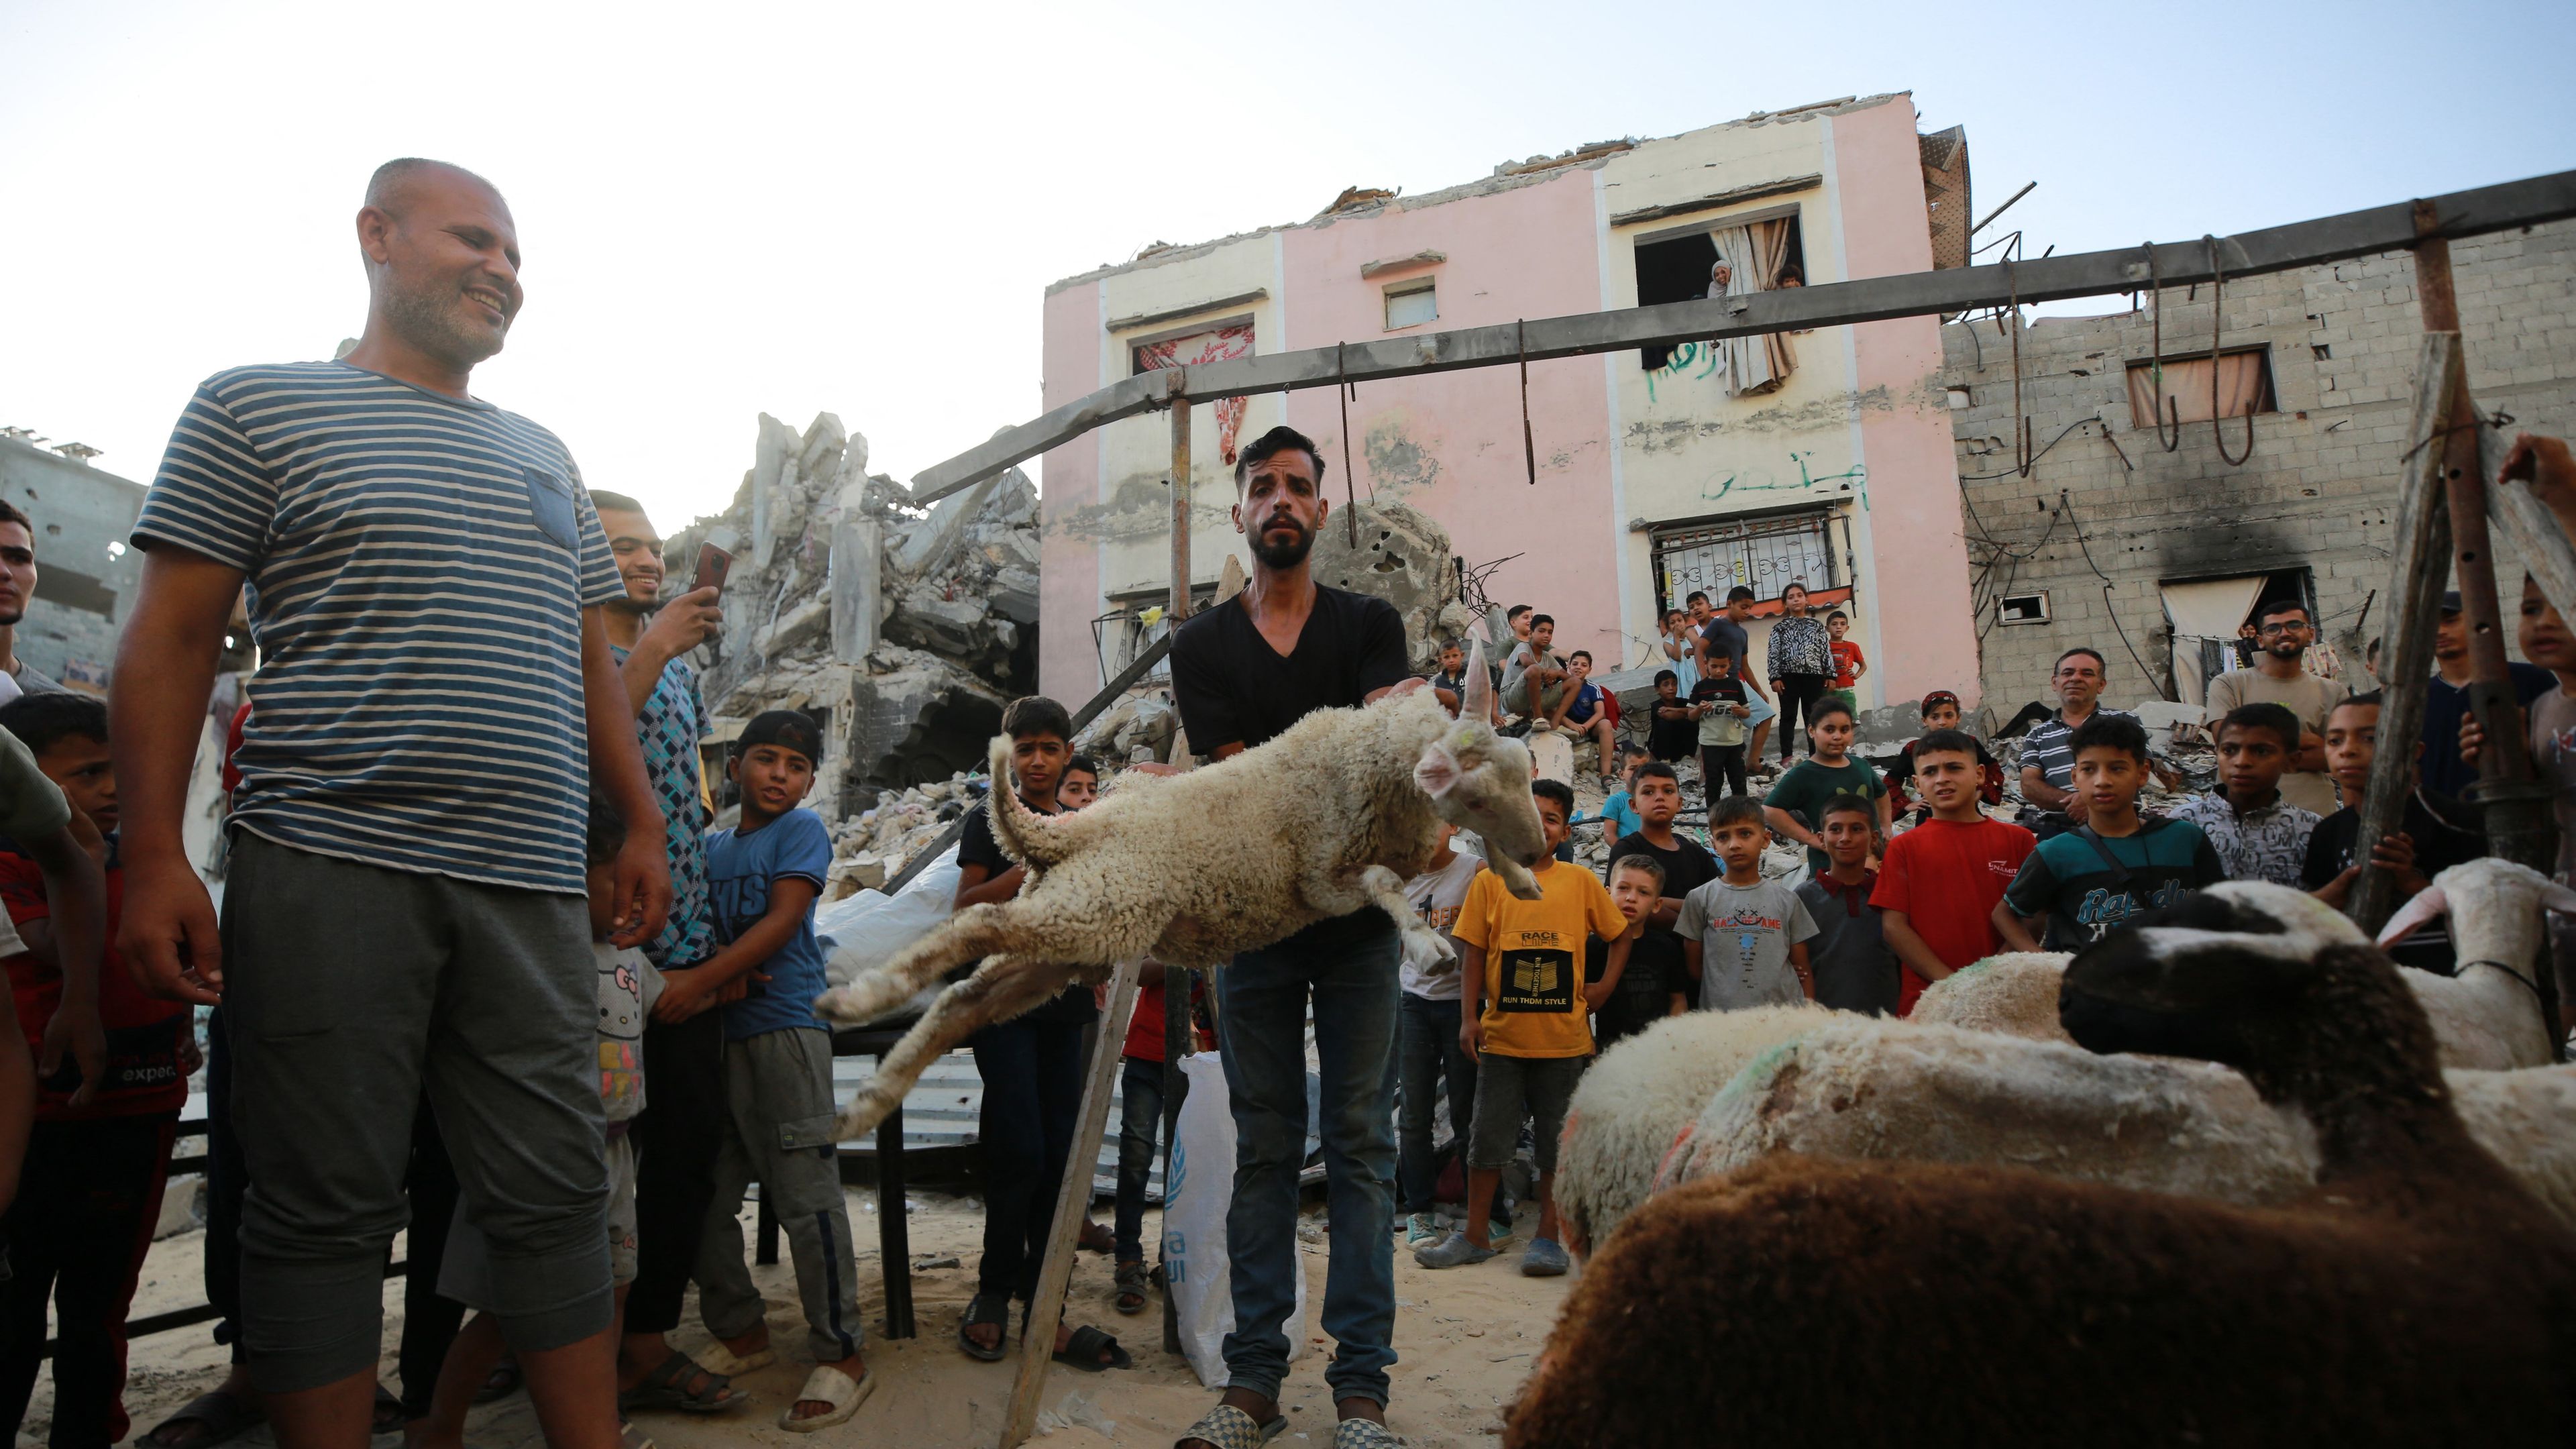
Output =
[{"x1": 1505, "y1": 885, "x2": 2576, "y2": 1448}]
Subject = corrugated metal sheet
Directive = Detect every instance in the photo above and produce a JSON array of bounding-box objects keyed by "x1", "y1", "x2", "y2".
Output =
[{"x1": 832, "y1": 1049, "x2": 1169, "y2": 1205}]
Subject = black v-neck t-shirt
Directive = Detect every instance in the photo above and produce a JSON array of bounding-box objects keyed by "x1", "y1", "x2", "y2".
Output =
[{"x1": 1170, "y1": 584, "x2": 1409, "y2": 753}]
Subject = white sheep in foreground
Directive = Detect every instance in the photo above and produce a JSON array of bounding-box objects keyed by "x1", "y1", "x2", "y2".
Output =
[
  {"x1": 1552, "y1": 1003, "x2": 1833, "y2": 1256},
  {"x1": 1509, "y1": 882, "x2": 2576, "y2": 1447},
  {"x1": 1909, "y1": 951, "x2": 2074, "y2": 1042},
  {"x1": 812, "y1": 645, "x2": 1551, "y2": 1139},
  {"x1": 1904, "y1": 857, "x2": 2569, "y2": 1069},
  {"x1": 2375, "y1": 856, "x2": 2575, "y2": 1069}
]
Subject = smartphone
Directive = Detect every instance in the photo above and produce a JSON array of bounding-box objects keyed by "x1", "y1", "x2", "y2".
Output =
[{"x1": 690, "y1": 543, "x2": 732, "y2": 596}]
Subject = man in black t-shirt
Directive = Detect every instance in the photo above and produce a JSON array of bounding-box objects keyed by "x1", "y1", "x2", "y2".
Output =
[{"x1": 1168, "y1": 426, "x2": 1417, "y2": 1449}]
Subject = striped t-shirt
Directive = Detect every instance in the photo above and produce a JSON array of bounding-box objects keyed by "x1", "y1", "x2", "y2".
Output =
[{"x1": 133, "y1": 362, "x2": 624, "y2": 896}]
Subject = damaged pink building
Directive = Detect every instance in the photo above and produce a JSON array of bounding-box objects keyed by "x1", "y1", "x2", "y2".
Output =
[{"x1": 1036, "y1": 93, "x2": 1984, "y2": 712}]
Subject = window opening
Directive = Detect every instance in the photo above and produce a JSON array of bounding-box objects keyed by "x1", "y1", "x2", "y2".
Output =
[
  {"x1": 1633, "y1": 214, "x2": 1804, "y2": 370},
  {"x1": 1997, "y1": 592, "x2": 2051, "y2": 625},
  {"x1": 1650, "y1": 506, "x2": 1838, "y2": 610},
  {"x1": 1384, "y1": 281, "x2": 1437, "y2": 330},
  {"x1": 2126, "y1": 347, "x2": 2277, "y2": 429}
]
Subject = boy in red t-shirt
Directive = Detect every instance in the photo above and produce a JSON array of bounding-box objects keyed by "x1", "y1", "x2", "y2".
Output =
[
  {"x1": 0, "y1": 691, "x2": 189, "y2": 1449},
  {"x1": 1869, "y1": 727, "x2": 2035, "y2": 1015},
  {"x1": 1825, "y1": 610, "x2": 1866, "y2": 712}
]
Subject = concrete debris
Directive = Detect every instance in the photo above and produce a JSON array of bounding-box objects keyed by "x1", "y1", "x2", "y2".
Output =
[
  {"x1": 667, "y1": 412, "x2": 1040, "y2": 821},
  {"x1": 1306, "y1": 500, "x2": 1461, "y2": 670},
  {"x1": 1079, "y1": 689, "x2": 1180, "y2": 765},
  {"x1": 822, "y1": 769, "x2": 991, "y2": 901}
]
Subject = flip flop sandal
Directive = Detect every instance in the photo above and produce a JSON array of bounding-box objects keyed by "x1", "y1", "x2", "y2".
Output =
[
  {"x1": 1332, "y1": 1419, "x2": 1405, "y2": 1449},
  {"x1": 1114, "y1": 1260, "x2": 1150, "y2": 1315},
  {"x1": 777, "y1": 1365, "x2": 874, "y2": 1434},
  {"x1": 691, "y1": 1341, "x2": 776, "y2": 1377},
  {"x1": 136, "y1": 1391, "x2": 266, "y2": 1449},
  {"x1": 619, "y1": 1352, "x2": 745, "y2": 1414},
  {"x1": 370, "y1": 1385, "x2": 405, "y2": 1434},
  {"x1": 1051, "y1": 1324, "x2": 1133, "y2": 1373},
  {"x1": 959, "y1": 1291, "x2": 1011, "y2": 1362},
  {"x1": 1078, "y1": 1220, "x2": 1116, "y2": 1253},
  {"x1": 475, "y1": 1355, "x2": 523, "y2": 1405},
  {"x1": 1174, "y1": 1403, "x2": 1289, "y2": 1449}
]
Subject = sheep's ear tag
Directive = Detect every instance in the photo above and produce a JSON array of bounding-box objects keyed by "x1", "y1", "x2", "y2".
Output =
[
  {"x1": 1415, "y1": 739, "x2": 1464, "y2": 798},
  {"x1": 2376, "y1": 884, "x2": 2448, "y2": 948}
]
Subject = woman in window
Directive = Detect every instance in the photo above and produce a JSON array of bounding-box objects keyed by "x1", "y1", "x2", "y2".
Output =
[{"x1": 1766, "y1": 581, "x2": 1833, "y2": 767}]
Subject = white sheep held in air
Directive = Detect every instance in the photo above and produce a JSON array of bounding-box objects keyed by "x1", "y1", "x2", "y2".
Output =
[
  {"x1": 812, "y1": 643, "x2": 1552, "y2": 1140},
  {"x1": 2375, "y1": 856, "x2": 2576, "y2": 1070}
]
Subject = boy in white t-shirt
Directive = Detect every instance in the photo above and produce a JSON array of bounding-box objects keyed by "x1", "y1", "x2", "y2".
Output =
[{"x1": 1395, "y1": 822, "x2": 1483, "y2": 1246}]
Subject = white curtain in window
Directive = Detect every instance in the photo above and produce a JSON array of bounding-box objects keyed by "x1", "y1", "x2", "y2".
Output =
[
  {"x1": 2161, "y1": 575, "x2": 2267, "y2": 706},
  {"x1": 1709, "y1": 219, "x2": 1797, "y2": 397}
]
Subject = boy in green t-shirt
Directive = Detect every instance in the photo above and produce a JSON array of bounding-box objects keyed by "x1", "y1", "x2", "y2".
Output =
[{"x1": 1760, "y1": 698, "x2": 1890, "y2": 876}]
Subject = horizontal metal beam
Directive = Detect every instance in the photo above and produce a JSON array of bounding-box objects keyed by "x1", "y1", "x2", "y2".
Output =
[{"x1": 910, "y1": 168, "x2": 2576, "y2": 502}]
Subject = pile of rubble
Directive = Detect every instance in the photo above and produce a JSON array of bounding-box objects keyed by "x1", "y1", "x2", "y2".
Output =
[
  {"x1": 823, "y1": 771, "x2": 990, "y2": 898},
  {"x1": 666, "y1": 412, "x2": 1042, "y2": 822}
]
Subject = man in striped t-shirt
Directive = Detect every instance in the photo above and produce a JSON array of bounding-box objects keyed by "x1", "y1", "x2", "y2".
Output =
[{"x1": 113, "y1": 159, "x2": 666, "y2": 1449}]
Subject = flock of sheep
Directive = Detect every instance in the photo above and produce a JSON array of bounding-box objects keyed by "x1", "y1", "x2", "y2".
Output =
[
  {"x1": 1523, "y1": 866, "x2": 2576, "y2": 1446},
  {"x1": 812, "y1": 672, "x2": 2575, "y2": 1442}
]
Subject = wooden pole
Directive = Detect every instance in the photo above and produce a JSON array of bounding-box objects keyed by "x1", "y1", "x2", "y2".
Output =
[
  {"x1": 1160, "y1": 385, "x2": 1197, "y2": 1352},
  {"x1": 997, "y1": 956, "x2": 1147, "y2": 1449},
  {"x1": 2347, "y1": 334, "x2": 2458, "y2": 932}
]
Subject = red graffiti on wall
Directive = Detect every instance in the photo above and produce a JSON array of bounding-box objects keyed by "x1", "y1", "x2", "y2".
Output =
[{"x1": 1134, "y1": 323, "x2": 1255, "y2": 463}]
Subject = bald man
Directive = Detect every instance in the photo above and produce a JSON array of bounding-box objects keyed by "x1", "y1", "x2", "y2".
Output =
[{"x1": 113, "y1": 160, "x2": 666, "y2": 1449}]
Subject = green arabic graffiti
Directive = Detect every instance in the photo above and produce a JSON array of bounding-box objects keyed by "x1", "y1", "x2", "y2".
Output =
[{"x1": 1699, "y1": 452, "x2": 1870, "y2": 511}]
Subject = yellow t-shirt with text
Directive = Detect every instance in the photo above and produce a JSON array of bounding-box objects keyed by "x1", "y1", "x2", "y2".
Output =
[{"x1": 1452, "y1": 860, "x2": 1631, "y2": 1059}]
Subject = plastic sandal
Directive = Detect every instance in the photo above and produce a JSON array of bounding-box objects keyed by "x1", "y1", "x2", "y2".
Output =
[
  {"x1": 959, "y1": 1291, "x2": 1010, "y2": 1362},
  {"x1": 1114, "y1": 1260, "x2": 1150, "y2": 1315},
  {"x1": 1333, "y1": 1419, "x2": 1406, "y2": 1449},
  {"x1": 692, "y1": 1340, "x2": 775, "y2": 1377},
  {"x1": 777, "y1": 1364, "x2": 874, "y2": 1434},
  {"x1": 136, "y1": 1391, "x2": 265, "y2": 1449},
  {"x1": 618, "y1": 1352, "x2": 745, "y2": 1414},
  {"x1": 1052, "y1": 1324, "x2": 1134, "y2": 1372},
  {"x1": 1175, "y1": 1403, "x2": 1288, "y2": 1449}
]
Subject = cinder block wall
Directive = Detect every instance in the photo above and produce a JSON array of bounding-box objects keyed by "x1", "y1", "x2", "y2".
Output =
[{"x1": 1942, "y1": 220, "x2": 2576, "y2": 729}]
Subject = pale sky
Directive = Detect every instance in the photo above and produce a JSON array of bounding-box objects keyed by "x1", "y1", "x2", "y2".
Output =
[{"x1": 4, "y1": 0, "x2": 2568, "y2": 535}]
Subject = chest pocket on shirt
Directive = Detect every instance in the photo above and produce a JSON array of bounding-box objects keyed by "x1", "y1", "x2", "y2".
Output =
[{"x1": 523, "y1": 467, "x2": 581, "y2": 552}]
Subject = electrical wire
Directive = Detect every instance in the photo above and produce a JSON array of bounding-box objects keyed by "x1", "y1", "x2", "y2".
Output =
[
  {"x1": 1957, "y1": 415, "x2": 2106, "y2": 481},
  {"x1": 2058, "y1": 492, "x2": 2165, "y2": 697}
]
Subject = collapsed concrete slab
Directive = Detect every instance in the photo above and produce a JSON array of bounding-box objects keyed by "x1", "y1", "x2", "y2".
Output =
[{"x1": 667, "y1": 412, "x2": 1039, "y2": 824}]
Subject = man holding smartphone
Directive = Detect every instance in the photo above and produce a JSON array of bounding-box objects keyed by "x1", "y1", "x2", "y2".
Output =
[{"x1": 583, "y1": 496, "x2": 743, "y2": 1405}]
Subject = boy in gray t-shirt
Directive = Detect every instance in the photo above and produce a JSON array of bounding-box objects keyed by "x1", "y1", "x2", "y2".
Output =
[{"x1": 1675, "y1": 796, "x2": 1818, "y2": 1010}]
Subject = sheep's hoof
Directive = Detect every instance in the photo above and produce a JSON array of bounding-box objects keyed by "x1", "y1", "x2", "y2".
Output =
[
  {"x1": 1399, "y1": 928, "x2": 1456, "y2": 973},
  {"x1": 814, "y1": 981, "x2": 892, "y2": 1025},
  {"x1": 836, "y1": 1091, "x2": 895, "y2": 1140}
]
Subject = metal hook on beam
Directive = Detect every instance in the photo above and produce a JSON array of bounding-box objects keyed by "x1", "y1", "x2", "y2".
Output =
[
  {"x1": 2207, "y1": 235, "x2": 2255, "y2": 466},
  {"x1": 1336, "y1": 341, "x2": 1358, "y2": 546},
  {"x1": 2144, "y1": 242, "x2": 2182, "y2": 452},
  {"x1": 1519, "y1": 319, "x2": 1536, "y2": 486},
  {"x1": 2006, "y1": 254, "x2": 2035, "y2": 477}
]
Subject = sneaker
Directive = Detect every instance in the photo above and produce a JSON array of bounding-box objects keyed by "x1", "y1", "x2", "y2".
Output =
[
  {"x1": 1413, "y1": 1230, "x2": 1498, "y2": 1269},
  {"x1": 1405, "y1": 1213, "x2": 1441, "y2": 1246},
  {"x1": 1521, "y1": 1236, "x2": 1570, "y2": 1277}
]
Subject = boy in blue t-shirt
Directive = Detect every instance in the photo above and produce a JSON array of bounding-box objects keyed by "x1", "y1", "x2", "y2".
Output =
[
  {"x1": 1994, "y1": 712, "x2": 2225, "y2": 951},
  {"x1": 683, "y1": 711, "x2": 873, "y2": 1430}
]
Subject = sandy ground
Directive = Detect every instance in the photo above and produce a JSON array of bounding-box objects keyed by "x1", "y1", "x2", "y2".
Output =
[{"x1": 64, "y1": 1187, "x2": 1568, "y2": 1449}]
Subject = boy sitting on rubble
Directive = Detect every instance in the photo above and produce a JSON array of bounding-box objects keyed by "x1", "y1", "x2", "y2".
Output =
[
  {"x1": 1417, "y1": 780, "x2": 1629, "y2": 1278},
  {"x1": 1548, "y1": 651, "x2": 1620, "y2": 790},
  {"x1": 682, "y1": 710, "x2": 874, "y2": 1430},
  {"x1": 415, "y1": 796, "x2": 663, "y2": 1449}
]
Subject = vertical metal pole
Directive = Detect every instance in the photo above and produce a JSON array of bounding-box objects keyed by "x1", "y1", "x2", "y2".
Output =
[
  {"x1": 1170, "y1": 378, "x2": 1193, "y2": 627},
  {"x1": 1159, "y1": 967, "x2": 1189, "y2": 1356}
]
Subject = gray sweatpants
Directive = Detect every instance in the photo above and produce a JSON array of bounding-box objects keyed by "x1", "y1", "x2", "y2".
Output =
[
  {"x1": 220, "y1": 835, "x2": 610, "y2": 1394},
  {"x1": 694, "y1": 1026, "x2": 864, "y2": 1363}
]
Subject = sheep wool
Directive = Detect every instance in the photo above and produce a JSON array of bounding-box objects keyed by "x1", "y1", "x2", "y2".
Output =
[
  {"x1": 1908, "y1": 951, "x2": 2074, "y2": 1043},
  {"x1": 1664, "y1": 1019, "x2": 2315, "y2": 1208},
  {"x1": 1553, "y1": 1002, "x2": 1832, "y2": 1255}
]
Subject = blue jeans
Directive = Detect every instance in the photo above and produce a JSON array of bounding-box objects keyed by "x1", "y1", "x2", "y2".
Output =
[
  {"x1": 1217, "y1": 909, "x2": 1401, "y2": 1407},
  {"x1": 1114, "y1": 1057, "x2": 1169, "y2": 1262},
  {"x1": 1395, "y1": 994, "x2": 1476, "y2": 1216}
]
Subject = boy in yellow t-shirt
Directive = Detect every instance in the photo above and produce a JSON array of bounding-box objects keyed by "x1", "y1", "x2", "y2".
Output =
[{"x1": 1415, "y1": 780, "x2": 1631, "y2": 1278}]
